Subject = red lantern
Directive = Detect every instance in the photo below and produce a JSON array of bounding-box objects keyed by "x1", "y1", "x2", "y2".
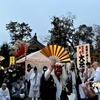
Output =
[{"x1": 15, "y1": 44, "x2": 25, "y2": 57}]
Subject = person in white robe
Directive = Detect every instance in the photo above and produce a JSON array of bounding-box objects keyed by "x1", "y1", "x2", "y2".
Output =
[
  {"x1": 92, "y1": 62, "x2": 100, "y2": 100},
  {"x1": 29, "y1": 67, "x2": 41, "y2": 100},
  {"x1": 70, "y1": 63, "x2": 82, "y2": 100},
  {"x1": 71, "y1": 70, "x2": 78, "y2": 100},
  {"x1": 83, "y1": 62, "x2": 100, "y2": 100},
  {"x1": 0, "y1": 83, "x2": 10, "y2": 100},
  {"x1": 78, "y1": 68, "x2": 86, "y2": 99},
  {"x1": 84, "y1": 62, "x2": 95, "y2": 82},
  {"x1": 25, "y1": 64, "x2": 33, "y2": 94}
]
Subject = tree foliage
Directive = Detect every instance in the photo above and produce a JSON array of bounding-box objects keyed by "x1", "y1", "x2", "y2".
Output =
[
  {"x1": 47, "y1": 14, "x2": 95, "y2": 55},
  {"x1": 6, "y1": 21, "x2": 32, "y2": 44},
  {"x1": 74, "y1": 24, "x2": 94, "y2": 45},
  {"x1": 0, "y1": 43, "x2": 10, "y2": 67},
  {"x1": 48, "y1": 13, "x2": 75, "y2": 52},
  {"x1": 93, "y1": 24, "x2": 100, "y2": 49}
]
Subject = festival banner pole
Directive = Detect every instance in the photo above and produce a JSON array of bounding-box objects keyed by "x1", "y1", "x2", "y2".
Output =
[{"x1": 24, "y1": 40, "x2": 27, "y2": 73}]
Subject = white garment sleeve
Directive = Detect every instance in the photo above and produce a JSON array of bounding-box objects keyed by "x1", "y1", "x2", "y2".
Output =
[
  {"x1": 93, "y1": 70, "x2": 100, "y2": 82},
  {"x1": 0, "y1": 90, "x2": 5, "y2": 100},
  {"x1": 4, "y1": 88, "x2": 10, "y2": 100},
  {"x1": 44, "y1": 69, "x2": 51, "y2": 81},
  {"x1": 12, "y1": 86, "x2": 16, "y2": 93},
  {"x1": 25, "y1": 72, "x2": 28, "y2": 80},
  {"x1": 30, "y1": 73, "x2": 35, "y2": 80},
  {"x1": 87, "y1": 70, "x2": 95, "y2": 81},
  {"x1": 21, "y1": 83, "x2": 25, "y2": 89}
]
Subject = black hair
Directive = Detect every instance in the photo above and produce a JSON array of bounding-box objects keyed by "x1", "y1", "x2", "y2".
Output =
[
  {"x1": 71, "y1": 63, "x2": 75, "y2": 67},
  {"x1": 27, "y1": 64, "x2": 31, "y2": 68},
  {"x1": 86, "y1": 62, "x2": 91, "y2": 65},
  {"x1": 16, "y1": 77, "x2": 20, "y2": 81},
  {"x1": 3, "y1": 64, "x2": 8, "y2": 68},
  {"x1": 43, "y1": 66, "x2": 47, "y2": 70},
  {"x1": 34, "y1": 66, "x2": 37, "y2": 71}
]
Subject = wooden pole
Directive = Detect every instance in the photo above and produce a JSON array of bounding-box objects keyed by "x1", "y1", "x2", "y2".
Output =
[{"x1": 24, "y1": 41, "x2": 27, "y2": 73}]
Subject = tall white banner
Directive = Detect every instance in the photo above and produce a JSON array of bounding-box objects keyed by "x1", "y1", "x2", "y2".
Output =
[{"x1": 77, "y1": 43, "x2": 91, "y2": 69}]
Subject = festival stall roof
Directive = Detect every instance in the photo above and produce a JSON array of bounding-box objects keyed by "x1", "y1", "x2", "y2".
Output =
[{"x1": 16, "y1": 50, "x2": 50, "y2": 72}]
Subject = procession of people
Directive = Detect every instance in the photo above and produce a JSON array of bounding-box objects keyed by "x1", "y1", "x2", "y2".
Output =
[{"x1": 0, "y1": 59, "x2": 100, "y2": 100}]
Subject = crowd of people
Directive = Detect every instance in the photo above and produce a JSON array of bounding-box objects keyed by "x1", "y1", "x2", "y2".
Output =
[
  {"x1": 0, "y1": 64, "x2": 26, "y2": 100},
  {"x1": 0, "y1": 60, "x2": 100, "y2": 100}
]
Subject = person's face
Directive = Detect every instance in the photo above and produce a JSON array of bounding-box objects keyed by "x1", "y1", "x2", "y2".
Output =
[
  {"x1": 2, "y1": 84, "x2": 6, "y2": 90},
  {"x1": 43, "y1": 68, "x2": 47, "y2": 72},
  {"x1": 86, "y1": 65, "x2": 91, "y2": 68},
  {"x1": 27, "y1": 67, "x2": 31, "y2": 71},
  {"x1": 92, "y1": 64, "x2": 96, "y2": 70},
  {"x1": 34, "y1": 70, "x2": 37, "y2": 74},
  {"x1": 54, "y1": 66, "x2": 62, "y2": 77},
  {"x1": 17, "y1": 79, "x2": 20, "y2": 83},
  {"x1": 4, "y1": 67, "x2": 8, "y2": 71},
  {"x1": 11, "y1": 65, "x2": 15, "y2": 69},
  {"x1": 6, "y1": 74, "x2": 9, "y2": 78},
  {"x1": 71, "y1": 66, "x2": 75, "y2": 70}
]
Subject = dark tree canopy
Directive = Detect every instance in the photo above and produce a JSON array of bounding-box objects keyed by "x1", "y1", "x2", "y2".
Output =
[
  {"x1": 48, "y1": 14, "x2": 75, "y2": 52},
  {"x1": 93, "y1": 24, "x2": 100, "y2": 49},
  {"x1": 0, "y1": 43, "x2": 10, "y2": 67},
  {"x1": 77, "y1": 24, "x2": 94, "y2": 44},
  {"x1": 6, "y1": 21, "x2": 32, "y2": 44},
  {"x1": 47, "y1": 13, "x2": 95, "y2": 56}
]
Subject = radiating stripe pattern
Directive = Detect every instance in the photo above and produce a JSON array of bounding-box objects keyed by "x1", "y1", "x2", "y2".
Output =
[{"x1": 40, "y1": 45, "x2": 70, "y2": 63}]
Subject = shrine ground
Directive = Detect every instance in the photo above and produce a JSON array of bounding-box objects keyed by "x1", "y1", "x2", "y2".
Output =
[{"x1": 25, "y1": 96, "x2": 31, "y2": 100}]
